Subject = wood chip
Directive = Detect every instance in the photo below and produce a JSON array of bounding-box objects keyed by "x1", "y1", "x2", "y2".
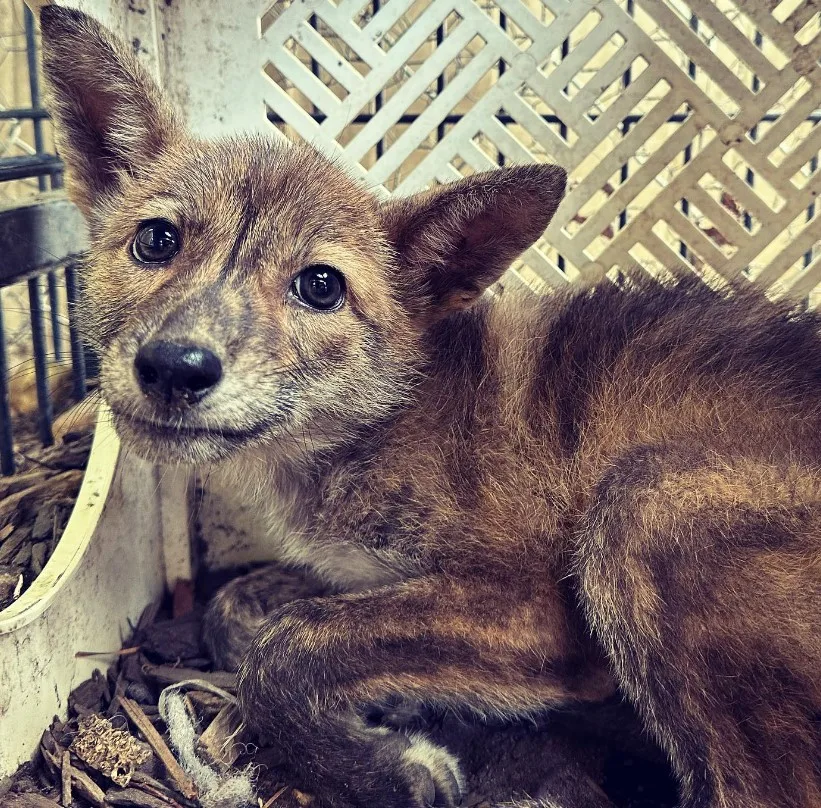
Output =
[
  {"x1": 59, "y1": 751, "x2": 71, "y2": 808},
  {"x1": 0, "y1": 469, "x2": 83, "y2": 524},
  {"x1": 185, "y1": 689, "x2": 228, "y2": 720},
  {"x1": 105, "y1": 787, "x2": 174, "y2": 808},
  {"x1": 0, "y1": 566, "x2": 24, "y2": 608},
  {"x1": 30, "y1": 542, "x2": 48, "y2": 575},
  {"x1": 2, "y1": 468, "x2": 53, "y2": 497},
  {"x1": 140, "y1": 613, "x2": 203, "y2": 663},
  {"x1": 130, "y1": 772, "x2": 197, "y2": 807},
  {"x1": 31, "y1": 505, "x2": 56, "y2": 542},
  {"x1": 262, "y1": 786, "x2": 289, "y2": 808},
  {"x1": 0, "y1": 527, "x2": 31, "y2": 564},
  {"x1": 70, "y1": 766, "x2": 107, "y2": 808},
  {"x1": 5, "y1": 794, "x2": 62, "y2": 808},
  {"x1": 68, "y1": 670, "x2": 111, "y2": 717},
  {"x1": 172, "y1": 579, "x2": 195, "y2": 619},
  {"x1": 142, "y1": 664, "x2": 236, "y2": 693},
  {"x1": 119, "y1": 697, "x2": 198, "y2": 800},
  {"x1": 196, "y1": 703, "x2": 246, "y2": 771}
]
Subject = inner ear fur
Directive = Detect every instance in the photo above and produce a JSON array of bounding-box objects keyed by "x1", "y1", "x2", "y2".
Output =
[
  {"x1": 39, "y1": 6, "x2": 182, "y2": 218},
  {"x1": 382, "y1": 164, "x2": 567, "y2": 322}
]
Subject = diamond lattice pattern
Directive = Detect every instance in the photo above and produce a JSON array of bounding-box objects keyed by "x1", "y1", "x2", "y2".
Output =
[{"x1": 262, "y1": 1, "x2": 821, "y2": 298}]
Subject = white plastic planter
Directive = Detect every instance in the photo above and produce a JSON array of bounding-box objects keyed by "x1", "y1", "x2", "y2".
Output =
[{"x1": 0, "y1": 407, "x2": 168, "y2": 778}]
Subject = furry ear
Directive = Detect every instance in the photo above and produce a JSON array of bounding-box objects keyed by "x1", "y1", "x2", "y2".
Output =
[
  {"x1": 382, "y1": 164, "x2": 566, "y2": 322},
  {"x1": 39, "y1": 6, "x2": 182, "y2": 217}
]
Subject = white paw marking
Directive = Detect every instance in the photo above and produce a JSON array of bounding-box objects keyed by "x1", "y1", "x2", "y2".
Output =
[{"x1": 401, "y1": 733, "x2": 466, "y2": 801}]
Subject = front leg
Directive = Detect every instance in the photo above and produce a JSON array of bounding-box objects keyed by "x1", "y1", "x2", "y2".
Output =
[{"x1": 237, "y1": 575, "x2": 614, "y2": 808}]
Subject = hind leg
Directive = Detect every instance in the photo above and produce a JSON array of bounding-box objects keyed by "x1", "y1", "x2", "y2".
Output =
[{"x1": 577, "y1": 446, "x2": 821, "y2": 808}]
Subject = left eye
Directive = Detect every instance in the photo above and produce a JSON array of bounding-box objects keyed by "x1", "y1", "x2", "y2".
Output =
[
  {"x1": 132, "y1": 219, "x2": 180, "y2": 264},
  {"x1": 291, "y1": 265, "x2": 346, "y2": 311}
]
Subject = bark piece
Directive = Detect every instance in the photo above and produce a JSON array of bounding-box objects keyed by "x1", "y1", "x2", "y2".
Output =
[{"x1": 196, "y1": 703, "x2": 246, "y2": 771}]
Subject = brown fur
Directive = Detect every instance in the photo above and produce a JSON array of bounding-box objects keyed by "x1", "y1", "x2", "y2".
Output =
[{"x1": 41, "y1": 8, "x2": 821, "y2": 808}]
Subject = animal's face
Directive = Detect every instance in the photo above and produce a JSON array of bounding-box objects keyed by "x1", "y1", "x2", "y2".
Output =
[
  {"x1": 79, "y1": 138, "x2": 414, "y2": 464},
  {"x1": 40, "y1": 7, "x2": 566, "y2": 465}
]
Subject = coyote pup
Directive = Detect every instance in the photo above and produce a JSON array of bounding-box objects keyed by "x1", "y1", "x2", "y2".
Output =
[{"x1": 41, "y1": 7, "x2": 821, "y2": 808}]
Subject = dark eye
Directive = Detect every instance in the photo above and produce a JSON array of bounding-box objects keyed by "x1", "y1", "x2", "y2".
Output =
[
  {"x1": 132, "y1": 219, "x2": 180, "y2": 264},
  {"x1": 291, "y1": 265, "x2": 346, "y2": 311}
]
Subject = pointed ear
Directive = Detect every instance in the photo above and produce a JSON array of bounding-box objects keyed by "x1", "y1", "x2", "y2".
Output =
[
  {"x1": 382, "y1": 164, "x2": 566, "y2": 322},
  {"x1": 40, "y1": 6, "x2": 182, "y2": 218}
]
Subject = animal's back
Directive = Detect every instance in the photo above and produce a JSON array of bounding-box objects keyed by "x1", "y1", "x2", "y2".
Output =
[
  {"x1": 519, "y1": 275, "x2": 821, "y2": 487},
  {"x1": 530, "y1": 277, "x2": 821, "y2": 807}
]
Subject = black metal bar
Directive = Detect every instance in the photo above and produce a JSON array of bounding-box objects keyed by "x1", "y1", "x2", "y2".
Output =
[
  {"x1": 0, "y1": 107, "x2": 50, "y2": 121},
  {"x1": 0, "y1": 196, "x2": 88, "y2": 287},
  {"x1": 64, "y1": 264, "x2": 87, "y2": 400},
  {"x1": 559, "y1": 38, "x2": 569, "y2": 142},
  {"x1": 26, "y1": 6, "x2": 64, "y2": 361},
  {"x1": 27, "y1": 276, "x2": 54, "y2": 446},
  {"x1": 557, "y1": 37, "x2": 569, "y2": 273},
  {"x1": 309, "y1": 13, "x2": 320, "y2": 121},
  {"x1": 744, "y1": 31, "x2": 763, "y2": 235},
  {"x1": 0, "y1": 306, "x2": 15, "y2": 476},
  {"x1": 25, "y1": 8, "x2": 47, "y2": 196},
  {"x1": 47, "y1": 271, "x2": 63, "y2": 361},
  {"x1": 0, "y1": 155, "x2": 64, "y2": 183}
]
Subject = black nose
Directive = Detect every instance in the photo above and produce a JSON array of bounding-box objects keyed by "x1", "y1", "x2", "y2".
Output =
[{"x1": 135, "y1": 340, "x2": 223, "y2": 405}]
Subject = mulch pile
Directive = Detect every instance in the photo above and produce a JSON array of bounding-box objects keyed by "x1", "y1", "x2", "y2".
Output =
[
  {"x1": 0, "y1": 427, "x2": 93, "y2": 610},
  {"x1": 1, "y1": 569, "x2": 679, "y2": 808}
]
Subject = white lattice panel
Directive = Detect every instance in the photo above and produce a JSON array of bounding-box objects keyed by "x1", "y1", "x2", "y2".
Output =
[{"x1": 231, "y1": 0, "x2": 821, "y2": 300}]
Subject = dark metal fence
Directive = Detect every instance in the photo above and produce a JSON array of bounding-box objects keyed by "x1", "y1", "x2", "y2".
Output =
[{"x1": 0, "y1": 5, "x2": 88, "y2": 476}]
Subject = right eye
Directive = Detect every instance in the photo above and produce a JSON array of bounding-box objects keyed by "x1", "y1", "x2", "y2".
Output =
[{"x1": 132, "y1": 219, "x2": 180, "y2": 264}]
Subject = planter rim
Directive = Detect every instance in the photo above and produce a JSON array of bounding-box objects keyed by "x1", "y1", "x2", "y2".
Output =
[{"x1": 0, "y1": 404, "x2": 120, "y2": 634}]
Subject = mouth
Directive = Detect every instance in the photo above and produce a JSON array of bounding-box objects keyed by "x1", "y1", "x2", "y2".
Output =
[
  {"x1": 129, "y1": 416, "x2": 266, "y2": 442},
  {"x1": 112, "y1": 411, "x2": 276, "y2": 460}
]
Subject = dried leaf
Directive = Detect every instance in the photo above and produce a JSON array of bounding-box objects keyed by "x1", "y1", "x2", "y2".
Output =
[{"x1": 69, "y1": 714, "x2": 151, "y2": 787}]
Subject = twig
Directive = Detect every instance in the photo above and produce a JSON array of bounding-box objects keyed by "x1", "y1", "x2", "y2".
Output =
[
  {"x1": 60, "y1": 751, "x2": 72, "y2": 808},
  {"x1": 75, "y1": 646, "x2": 140, "y2": 659},
  {"x1": 119, "y1": 697, "x2": 198, "y2": 800},
  {"x1": 130, "y1": 772, "x2": 197, "y2": 808},
  {"x1": 263, "y1": 786, "x2": 288, "y2": 807},
  {"x1": 39, "y1": 736, "x2": 105, "y2": 808}
]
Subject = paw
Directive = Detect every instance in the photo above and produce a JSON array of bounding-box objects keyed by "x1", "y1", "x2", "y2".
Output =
[
  {"x1": 203, "y1": 564, "x2": 327, "y2": 671},
  {"x1": 287, "y1": 725, "x2": 465, "y2": 808},
  {"x1": 397, "y1": 732, "x2": 465, "y2": 808}
]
